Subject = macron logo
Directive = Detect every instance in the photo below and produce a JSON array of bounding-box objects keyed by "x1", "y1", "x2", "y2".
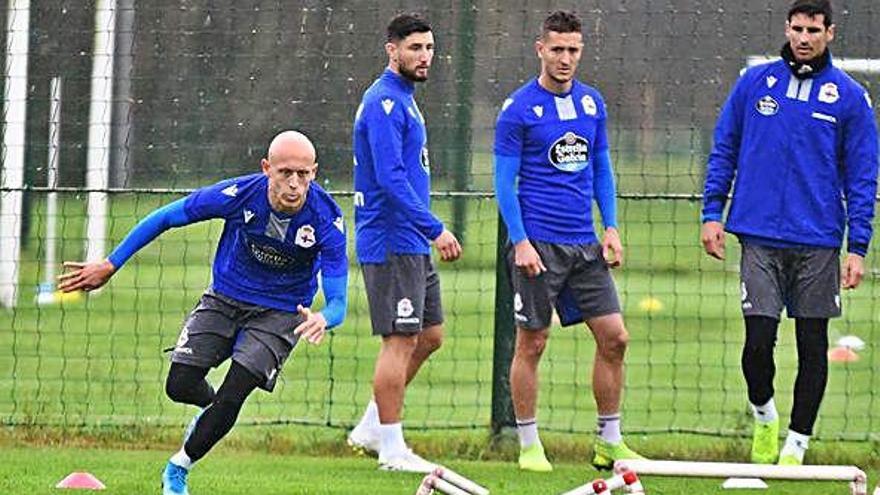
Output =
[
  {"x1": 243, "y1": 209, "x2": 255, "y2": 224},
  {"x1": 381, "y1": 99, "x2": 395, "y2": 115},
  {"x1": 221, "y1": 184, "x2": 238, "y2": 197}
]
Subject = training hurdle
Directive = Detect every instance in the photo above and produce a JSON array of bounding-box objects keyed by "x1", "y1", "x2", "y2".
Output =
[
  {"x1": 615, "y1": 460, "x2": 868, "y2": 495},
  {"x1": 559, "y1": 470, "x2": 645, "y2": 494},
  {"x1": 415, "y1": 466, "x2": 489, "y2": 495}
]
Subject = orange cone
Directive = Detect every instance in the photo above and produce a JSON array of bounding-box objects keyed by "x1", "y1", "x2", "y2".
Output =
[
  {"x1": 55, "y1": 472, "x2": 106, "y2": 490},
  {"x1": 828, "y1": 346, "x2": 859, "y2": 363}
]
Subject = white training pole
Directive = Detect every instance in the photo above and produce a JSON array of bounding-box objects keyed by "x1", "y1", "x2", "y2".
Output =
[
  {"x1": 616, "y1": 459, "x2": 865, "y2": 482},
  {"x1": 0, "y1": 0, "x2": 30, "y2": 309},
  {"x1": 84, "y1": 0, "x2": 117, "y2": 263},
  {"x1": 746, "y1": 55, "x2": 880, "y2": 73},
  {"x1": 436, "y1": 467, "x2": 490, "y2": 495},
  {"x1": 43, "y1": 76, "x2": 62, "y2": 284},
  {"x1": 432, "y1": 477, "x2": 471, "y2": 495}
]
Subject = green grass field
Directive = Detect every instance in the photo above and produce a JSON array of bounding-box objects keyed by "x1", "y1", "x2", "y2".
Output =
[{"x1": 2, "y1": 194, "x2": 880, "y2": 493}]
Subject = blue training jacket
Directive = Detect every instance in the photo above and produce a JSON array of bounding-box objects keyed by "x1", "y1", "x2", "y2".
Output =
[
  {"x1": 702, "y1": 56, "x2": 879, "y2": 256},
  {"x1": 352, "y1": 69, "x2": 444, "y2": 263}
]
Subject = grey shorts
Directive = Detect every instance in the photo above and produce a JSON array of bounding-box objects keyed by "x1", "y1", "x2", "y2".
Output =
[
  {"x1": 361, "y1": 254, "x2": 443, "y2": 336},
  {"x1": 740, "y1": 242, "x2": 841, "y2": 319},
  {"x1": 170, "y1": 289, "x2": 304, "y2": 392},
  {"x1": 508, "y1": 241, "x2": 621, "y2": 330}
]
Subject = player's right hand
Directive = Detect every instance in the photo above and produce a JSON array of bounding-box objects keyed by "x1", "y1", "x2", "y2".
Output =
[
  {"x1": 434, "y1": 229, "x2": 462, "y2": 262},
  {"x1": 514, "y1": 239, "x2": 546, "y2": 278},
  {"x1": 57, "y1": 260, "x2": 116, "y2": 293},
  {"x1": 700, "y1": 221, "x2": 726, "y2": 260}
]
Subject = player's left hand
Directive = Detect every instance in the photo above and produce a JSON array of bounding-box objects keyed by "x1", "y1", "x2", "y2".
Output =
[
  {"x1": 601, "y1": 227, "x2": 623, "y2": 268},
  {"x1": 293, "y1": 305, "x2": 328, "y2": 345},
  {"x1": 842, "y1": 253, "x2": 865, "y2": 290}
]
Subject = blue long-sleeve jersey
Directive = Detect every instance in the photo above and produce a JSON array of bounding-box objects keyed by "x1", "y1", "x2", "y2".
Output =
[
  {"x1": 494, "y1": 78, "x2": 615, "y2": 244},
  {"x1": 703, "y1": 57, "x2": 879, "y2": 256},
  {"x1": 352, "y1": 69, "x2": 444, "y2": 263},
  {"x1": 107, "y1": 174, "x2": 349, "y2": 327}
]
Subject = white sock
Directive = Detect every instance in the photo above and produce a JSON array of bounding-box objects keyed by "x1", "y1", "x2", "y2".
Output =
[
  {"x1": 751, "y1": 398, "x2": 778, "y2": 423},
  {"x1": 597, "y1": 413, "x2": 622, "y2": 444},
  {"x1": 781, "y1": 429, "x2": 809, "y2": 460},
  {"x1": 170, "y1": 447, "x2": 193, "y2": 470},
  {"x1": 379, "y1": 422, "x2": 408, "y2": 457},
  {"x1": 356, "y1": 399, "x2": 380, "y2": 430},
  {"x1": 516, "y1": 417, "x2": 540, "y2": 448}
]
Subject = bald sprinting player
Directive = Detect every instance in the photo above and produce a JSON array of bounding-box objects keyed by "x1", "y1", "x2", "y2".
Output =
[{"x1": 59, "y1": 131, "x2": 349, "y2": 495}]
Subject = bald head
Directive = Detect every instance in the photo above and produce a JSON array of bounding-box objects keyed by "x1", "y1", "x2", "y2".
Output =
[
  {"x1": 267, "y1": 130, "x2": 316, "y2": 166},
  {"x1": 262, "y1": 130, "x2": 318, "y2": 213}
]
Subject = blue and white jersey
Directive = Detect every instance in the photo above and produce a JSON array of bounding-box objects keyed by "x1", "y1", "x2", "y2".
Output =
[
  {"x1": 495, "y1": 78, "x2": 610, "y2": 244},
  {"x1": 703, "y1": 57, "x2": 879, "y2": 255},
  {"x1": 353, "y1": 68, "x2": 444, "y2": 263},
  {"x1": 183, "y1": 174, "x2": 347, "y2": 312}
]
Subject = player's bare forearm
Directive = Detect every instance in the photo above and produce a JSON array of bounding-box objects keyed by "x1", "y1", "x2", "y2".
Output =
[{"x1": 57, "y1": 260, "x2": 116, "y2": 292}]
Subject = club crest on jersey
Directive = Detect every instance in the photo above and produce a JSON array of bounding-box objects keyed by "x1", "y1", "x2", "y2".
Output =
[
  {"x1": 295, "y1": 224, "x2": 316, "y2": 248},
  {"x1": 755, "y1": 95, "x2": 779, "y2": 116},
  {"x1": 581, "y1": 94, "x2": 598, "y2": 116},
  {"x1": 818, "y1": 82, "x2": 839, "y2": 104},
  {"x1": 548, "y1": 131, "x2": 590, "y2": 172}
]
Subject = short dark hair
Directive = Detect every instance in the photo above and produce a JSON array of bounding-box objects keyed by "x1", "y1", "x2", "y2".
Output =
[
  {"x1": 788, "y1": 0, "x2": 833, "y2": 27},
  {"x1": 542, "y1": 10, "x2": 582, "y2": 37},
  {"x1": 386, "y1": 13, "x2": 431, "y2": 43}
]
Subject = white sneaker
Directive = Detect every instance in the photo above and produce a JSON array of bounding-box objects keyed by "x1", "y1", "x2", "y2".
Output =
[
  {"x1": 347, "y1": 425, "x2": 381, "y2": 455},
  {"x1": 378, "y1": 449, "x2": 437, "y2": 473}
]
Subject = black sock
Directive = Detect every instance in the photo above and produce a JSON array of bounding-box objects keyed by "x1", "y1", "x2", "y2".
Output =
[
  {"x1": 184, "y1": 361, "x2": 261, "y2": 462},
  {"x1": 742, "y1": 316, "x2": 779, "y2": 406},
  {"x1": 790, "y1": 318, "x2": 829, "y2": 435},
  {"x1": 165, "y1": 363, "x2": 215, "y2": 408}
]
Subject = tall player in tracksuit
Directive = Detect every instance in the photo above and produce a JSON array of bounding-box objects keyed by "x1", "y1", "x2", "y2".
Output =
[
  {"x1": 346, "y1": 13, "x2": 462, "y2": 473},
  {"x1": 494, "y1": 10, "x2": 645, "y2": 472},
  {"x1": 59, "y1": 131, "x2": 348, "y2": 495},
  {"x1": 702, "y1": 0, "x2": 878, "y2": 466}
]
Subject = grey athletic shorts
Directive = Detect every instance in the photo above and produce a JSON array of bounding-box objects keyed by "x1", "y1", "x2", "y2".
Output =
[
  {"x1": 740, "y1": 242, "x2": 841, "y2": 319},
  {"x1": 361, "y1": 254, "x2": 443, "y2": 336},
  {"x1": 507, "y1": 241, "x2": 620, "y2": 330},
  {"x1": 170, "y1": 288, "x2": 305, "y2": 392}
]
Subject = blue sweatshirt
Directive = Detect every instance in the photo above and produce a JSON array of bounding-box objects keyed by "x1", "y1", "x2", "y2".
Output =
[
  {"x1": 353, "y1": 69, "x2": 444, "y2": 263},
  {"x1": 107, "y1": 174, "x2": 348, "y2": 327},
  {"x1": 703, "y1": 57, "x2": 878, "y2": 256},
  {"x1": 494, "y1": 78, "x2": 616, "y2": 245}
]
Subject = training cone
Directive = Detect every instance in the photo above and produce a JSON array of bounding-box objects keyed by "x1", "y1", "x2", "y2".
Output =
[
  {"x1": 828, "y1": 346, "x2": 859, "y2": 363},
  {"x1": 55, "y1": 472, "x2": 106, "y2": 490}
]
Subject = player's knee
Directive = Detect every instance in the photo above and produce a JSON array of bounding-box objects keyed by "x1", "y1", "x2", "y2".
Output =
[
  {"x1": 517, "y1": 333, "x2": 548, "y2": 359},
  {"x1": 599, "y1": 328, "x2": 629, "y2": 361},
  {"x1": 165, "y1": 371, "x2": 195, "y2": 404},
  {"x1": 418, "y1": 330, "x2": 443, "y2": 354}
]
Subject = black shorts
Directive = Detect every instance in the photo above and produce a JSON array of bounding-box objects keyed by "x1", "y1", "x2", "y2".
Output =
[
  {"x1": 507, "y1": 241, "x2": 620, "y2": 330},
  {"x1": 361, "y1": 254, "x2": 443, "y2": 336},
  {"x1": 170, "y1": 289, "x2": 304, "y2": 392},
  {"x1": 740, "y1": 242, "x2": 841, "y2": 319}
]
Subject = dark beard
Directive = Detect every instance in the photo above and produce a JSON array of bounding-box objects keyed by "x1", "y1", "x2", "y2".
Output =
[{"x1": 399, "y1": 65, "x2": 428, "y2": 82}]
